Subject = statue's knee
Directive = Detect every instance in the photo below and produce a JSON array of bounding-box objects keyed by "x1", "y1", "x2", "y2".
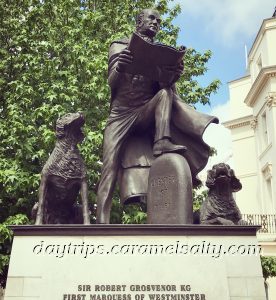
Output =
[{"x1": 157, "y1": 88, "x2": 172, "y2": 99}]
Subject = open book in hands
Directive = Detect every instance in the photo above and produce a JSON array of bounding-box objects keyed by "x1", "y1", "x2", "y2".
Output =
[{"x1": 125, "y1": 32, "x2": 186, "y2": 83}]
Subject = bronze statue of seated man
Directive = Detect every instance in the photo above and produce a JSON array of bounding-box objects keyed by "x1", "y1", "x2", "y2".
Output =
[{"x1": 96, "y1": 9, "x2": 218, "y2": 224}]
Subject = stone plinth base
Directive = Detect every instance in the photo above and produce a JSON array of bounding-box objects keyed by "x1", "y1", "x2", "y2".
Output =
[
  {"x1": 5, "y1": 225, "x2": 265, "y2": 300},
  {"x1": 147, "y1": 154, "x2": 192, "y2": 224}
]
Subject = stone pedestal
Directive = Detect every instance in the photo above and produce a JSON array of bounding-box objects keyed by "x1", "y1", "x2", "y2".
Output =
[
  {"x1": 5, "y1": 225, "x2": 266, "y2": 300},
  {"x1": 147, "y1": 154, "x2": 193, "y2": 224},
  {"x1": 0, "y1": 288, "x2": 4, "y2": 300}
]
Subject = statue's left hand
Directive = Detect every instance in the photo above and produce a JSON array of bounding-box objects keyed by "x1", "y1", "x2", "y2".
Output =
[{"x1": 162, "y1": 60, "x2": 184, "y2": 83}]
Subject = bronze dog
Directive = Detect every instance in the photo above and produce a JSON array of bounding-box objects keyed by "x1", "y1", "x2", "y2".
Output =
[
  {"x1": 200, "y1": 163, "x2": 245, "y2": 225},
  {"x1": 35, "y1": 112, "x2": 90, "y2": 224}
]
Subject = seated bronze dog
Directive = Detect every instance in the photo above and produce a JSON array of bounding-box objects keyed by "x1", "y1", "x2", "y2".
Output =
[
  {"x1": 35, "y1": 112, "x2": 90, "y2": 225},
  {"x1": 200, "y1": 163, "x2": 246, "y2": 225}
]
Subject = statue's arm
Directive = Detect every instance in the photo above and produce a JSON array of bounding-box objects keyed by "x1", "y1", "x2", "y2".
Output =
[
  {"x1": 108, "y1": 43, "x2": 133, "y2": 89},
  {"x1": 108, "y1": 58, "x2": 121, "y2": 89}
]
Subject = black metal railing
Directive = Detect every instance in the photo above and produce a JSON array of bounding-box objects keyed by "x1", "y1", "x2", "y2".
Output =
[{"x1": 242, "y1": 214, "x2": 276, "y2": 234}]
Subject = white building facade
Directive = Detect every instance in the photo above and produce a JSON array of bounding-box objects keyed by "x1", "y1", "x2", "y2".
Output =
[{"x1": 224, "y1": 16, "x2": 276, "y2": 298}]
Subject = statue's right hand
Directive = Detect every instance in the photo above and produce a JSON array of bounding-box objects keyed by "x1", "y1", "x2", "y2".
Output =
[{"x1": 116, "y1": 49, "x2": 133, "y2": 72}]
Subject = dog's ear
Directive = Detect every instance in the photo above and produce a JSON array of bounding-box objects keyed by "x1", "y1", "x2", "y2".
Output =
[
  {"x1": 230, "y1": 168, "x2": 242, "y2": 192},
  {"x1": 206, "y1": 169, "x2": 215, "y2": 189}
]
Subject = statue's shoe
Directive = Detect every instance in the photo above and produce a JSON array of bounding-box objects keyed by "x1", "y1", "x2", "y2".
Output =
[{"x1": 153, "y1": 139, "x2": 187, "y2": 157}]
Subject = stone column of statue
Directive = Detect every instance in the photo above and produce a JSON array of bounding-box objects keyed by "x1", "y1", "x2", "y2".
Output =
[{"x1": 96, "y1": 9, "x2": 218, "y2": 224}]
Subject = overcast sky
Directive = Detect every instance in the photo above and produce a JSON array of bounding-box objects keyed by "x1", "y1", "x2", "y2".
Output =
[{"x1": 172, "y1": 0, "x2": 275, "y2": 176}]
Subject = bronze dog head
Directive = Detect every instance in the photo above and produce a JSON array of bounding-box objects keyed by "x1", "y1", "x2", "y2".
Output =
[
  {"x1": 55, "y1": 112, "x2": 85, "y2": 142},
  {"x1": 206, "y1": 163, "x2": 242, "y2": 192}
]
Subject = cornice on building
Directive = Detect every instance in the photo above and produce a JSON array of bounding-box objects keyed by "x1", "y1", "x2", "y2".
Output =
[
  {"x1": 244, "y1": 65, "x2": 276, "y2": 107},
  {"x1": 265, "y1": 91, "x2": 276, "y2": 109},
  {"x1": 248, "y1": 17, "x2": 276, "y2": 60},
  {"x1": 237, "y1": 172, "x2": 257, "y2": 179},
  {"x1": 228, "y1": 75, "x2": 250, "y2": 85},
  {"x1": 223, "y1": 115, "x2": 256, "y2": 130},
  {"x1": 262, "y1": 162, "x2": 272, "y2": 180}
]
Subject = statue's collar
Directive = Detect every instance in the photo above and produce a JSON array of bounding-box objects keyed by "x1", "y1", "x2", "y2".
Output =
[{"x1": 135, "y1": 32, "x2": 154, "y2": 43}]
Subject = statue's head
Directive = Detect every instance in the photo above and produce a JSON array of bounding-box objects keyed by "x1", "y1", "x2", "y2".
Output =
[{"x1": 136, "y1": 9, "x2": 161, "y2": 38}]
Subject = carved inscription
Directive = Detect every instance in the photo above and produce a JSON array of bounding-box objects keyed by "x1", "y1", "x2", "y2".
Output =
[
  {"x1": 150, "y1": 175, "x2": 177, "y2": 187},
  {"x1": 150, "y1": 175, "x2": 177, "y2": 211},
  {"x1": 147, "y1": 153, "x2": 193, "y2": 223},
  {"x1": 62, "y1": 284, "x2": 206, "y2": 300}
]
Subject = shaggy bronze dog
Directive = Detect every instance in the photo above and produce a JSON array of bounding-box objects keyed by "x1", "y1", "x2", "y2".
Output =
[
  {"x1": 200, "y1": 163, "x2": 245, "y2": 225},
  {"x1": 35, "y1": 112, "x2": 90, "y2": 225}
]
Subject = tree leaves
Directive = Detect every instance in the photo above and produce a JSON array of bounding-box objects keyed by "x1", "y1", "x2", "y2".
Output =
[
  {"x1": 0, "y1": 0, "x2": 221, "y2": 287},
  {"x1": 0, "y1": 1, "x2": 221, "y2": 205},
  {"x1": 177, "y1": 48, "x2": 220, "y2": 106},
  {"x1": 0, "y1": 214, "x2": 29, "y2": 288},
  {"x1": 261, "y1": 256, "x2": 276, "y2": 280}
]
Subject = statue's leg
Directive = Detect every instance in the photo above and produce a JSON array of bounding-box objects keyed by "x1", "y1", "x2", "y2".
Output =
[
  {"x1": 80, "y1": 179, "x2": 90, "y2": 225},
  {"x1": 96, "y1": 120, "x2": 129, "y2": 224},
  {"x1": 137, "y1": 88, "x2": 173, "y2": 140},
  {"x1": 153, "y1": 88, "x2": 173, "y2": 142},
  {"x1": 137, "y1": 88, "x2": 186, "y2": 155},
  {"x1": 35, "y1": 174, "x2": 47, "y2": 225}
]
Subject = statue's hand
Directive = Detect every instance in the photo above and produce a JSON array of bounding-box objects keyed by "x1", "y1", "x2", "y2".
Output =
[
  {"x1": 116, "y1": 49, "x2": 133, "y2": 72},
  {"x1": 162, "y1": 60, "x2": 184, "y2": 83}
]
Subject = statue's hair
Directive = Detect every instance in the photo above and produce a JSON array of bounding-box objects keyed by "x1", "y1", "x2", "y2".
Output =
[{"x1": 136, "y1": 10, "x2": 145, "y2": 29}]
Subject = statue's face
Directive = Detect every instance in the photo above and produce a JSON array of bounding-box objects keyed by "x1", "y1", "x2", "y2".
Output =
[{"x1": 137, "y1": 9, "x2": 161, "y2": 38}]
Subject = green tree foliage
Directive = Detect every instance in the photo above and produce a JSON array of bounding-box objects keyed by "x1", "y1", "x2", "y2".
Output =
[
  {"x1": 261, "y1": 256, "x2": 276, "y2": 281},
  {"x1": 0, "y1": 0, "x2": 220, "y2": 287},
  {"x1": 0, "y1": 214, "x2": 29, "y2": 287},
  {"x1": 193, "y1": 188, "x2": 208, "y2": 212}
]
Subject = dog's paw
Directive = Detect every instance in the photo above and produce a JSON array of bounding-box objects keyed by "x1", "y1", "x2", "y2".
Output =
[
  {"x1": 237, "y1": 219, "x2": 248, "y2": 225},
  {"x1": 217, "y1": 217, "x2": 235, "y2": 225}
]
